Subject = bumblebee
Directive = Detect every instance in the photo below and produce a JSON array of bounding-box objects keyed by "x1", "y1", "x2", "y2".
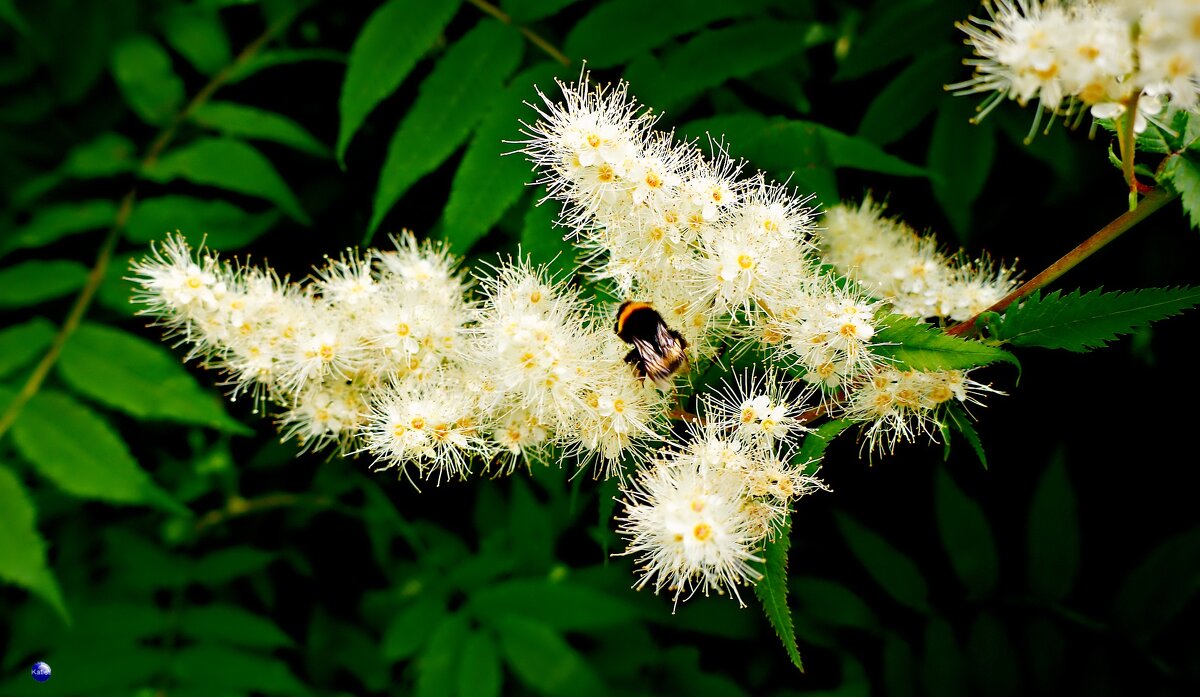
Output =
[{"x1": 614, "y1": 301, "x2": 689, "y2": 388}]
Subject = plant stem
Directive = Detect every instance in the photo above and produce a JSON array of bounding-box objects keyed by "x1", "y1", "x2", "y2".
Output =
[
  {"x1": 1121, "y1": 92, "x2": 1141, "y2": 210},
  {"x1": 0, "y1": 16, "x2": 293, "y2": 443},
  {"x1": 194, "y1": 493, "x2": 333, "y2": 534},
  {"x1": 946, "y1": 186, "x2": 1177, "y2": 337},
  {"x1": 467, "y1": 0, "x2": 571, "y2": 66}
]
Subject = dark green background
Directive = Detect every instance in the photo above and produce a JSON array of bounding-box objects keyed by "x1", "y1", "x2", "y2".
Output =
[{"x1": 1, "y1": 0, "x2": 1197, "y2": 695}]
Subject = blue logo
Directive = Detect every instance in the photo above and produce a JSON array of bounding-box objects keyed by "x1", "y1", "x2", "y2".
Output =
[{"x1": 31, "y1": 662, "x2": 51, "y2": 683}]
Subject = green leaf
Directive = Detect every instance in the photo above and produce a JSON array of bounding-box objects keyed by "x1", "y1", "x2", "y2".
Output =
[
  {"x1": 510, "y1": 476, "x2": 554, "y2": 569},
  {"x1": 442, "y1": 62, "x2": 563, "y2": 253},
  {"x1": 987, "y1": 287, "x2": 1200, "y2": 352},
  {"x1": 191, "y1": 547, "x2": 276, "y2": 584},
  {"x1": 565, "y1": 0, "x2": 758, "y2": 68},
  {"x1": 382, "y1": 595, "x2": 448, "y2": 661},
  {"x1": 943, "y1": 401, "x2": 987, "y2": 469},
  {"x1": 793, "y1": 576, "x2": 880, "y2": 632},
  {"x1": 754, "y1": 514, "x2": 803, "y2": 671},
  {"x1": 7, "y1": 388, "x2": 180, "y2": 510},
  {"x1": 622, "y1": 20, "x2": 808, "y2": 109},
  {"x1": 1163, "y1": 154, "x2": 1200, "y2": 229},
  {"x1": 502, "y1": 0, "x2": 580, "y2": 22},
  {"x1": 883, "y1": 633, "x2": 918, "y2": 697},
  {"x1": 820, "y1": 125, "x2": 929, "y2": 177},
  {"x1": 126, "y1": 195, "x2": 280, "y2": 249},
  {"x1": 0, "y1": 318, "x2": 55, "y2": 379},
  {"x1": 874, "y1": 314, "x2": 1019, "y2": 371},
  {"x1": 967, "y1": 612, "x2": 1021, "y2": 697},
  {"x1": 13, "y1": 134, "x2": 138, "y2": 207},
  {"x1": 161, "y1": 5, "x2": 231, "y2": 75},
  {"x1": 142, "y1": 137, "x2": 310, "y2": 224},
  {"x1": 225, "y1": 47, "x2": 345, "y2": 84},
  {"x1": 0, "y1": 260, "x2": 88, "y2": 308},
  {"x1": 179, "y1": 604, "x2": 292, "y2": 648},
  {"x1": 520, "y1": 191, "x2": 576, "y2": 280},
  {"x1": 173, "y1": 644, "x2": 309, "y2": 695},
  {"x1": 495, "y1": 615, "x2": 605, "y2": 697},
  {"x1": 58, "y1": 322, "x2": 249, "y2": 433},
  {"x1": 834, "y1": 510, "x2": 930, "y2": 612},
  {"x1": 1, "y1": 200, "x2": 118, "y2": 256},
  {"x1": 835, "y1": 0, "x2": 957, "y2": 81},
  {"x1": 0, "y1": 0, "x2": 29, "y2": 34},
  {"x1": 0, "y1": 466, "x2": 68, "y2": 621},
  {"x1": 337, "y1": 0, "x2": 462, "y2": 164},
  {"x1": 193, "y1": 101, "x2": 329, "y2": 157},
  {"x1": 928, "y1": 98, "x2": 996, "y2": 238},
  {"x1": 369, "y1": 20, "x2": 524, "y2": 239},
  {"x1": 468, "y1": 578, "x2": 641, "y2": 631},
  {"x1": 935, "y1": 466, "x2": 998, "y2": 596},
  {"x1": 110, "y1": 34, "x2": 185, "y2": 125},
  {"x1": 1111, "y1": 525, "x2": 1200, "y2": 641},
  {"x1": 857, "y1": 48, "x2": 957, "y2": 145},
  {"x1": 457, "y1": 630, "x2": 502, "y2": 697},
  {"x1": 921, "y1": 617, "x2": 967, "y2": 697},
  {"x1": 416, "y1": 614, "x2": 468, "y2": 697},
  {"x1": 796, "y1": 418, "x2": 853, "y2": 469},
  {"x1": 1026, "y1": 453, "x2": 1078, "y2": 600}
]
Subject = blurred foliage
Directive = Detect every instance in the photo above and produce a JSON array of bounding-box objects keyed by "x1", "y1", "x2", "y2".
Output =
[{"x1": 1, "y1": 0, "x2": 1197, "y2": 695}]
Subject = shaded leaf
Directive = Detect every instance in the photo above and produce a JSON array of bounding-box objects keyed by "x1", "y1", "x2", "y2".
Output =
[
  {"x1": 943, "y1": 402, "x2": 987, "y2": 469},
  {"x1": 443, "y1": 62, "x2": 563, "y2": 252},
  {"x1": 416, "y1": 614, "x2": 468, "y2": 697},
  {"x1": 143, "y1": 137, "x2": 310, "y2": 224},
  {"x1": 469, "y1": 578, "x2": 642, "y2": 631},
  {"x1": 835, "y1": 0, "x2": 956, "y2": 81},
  {"x1": 834, "y1": 510, "x2": 930, "y2": 612},
  {"x1": 8, "y1": 389, "x2": 180, "y2": 510},
  {"x1": 503, "y1": 0, "x2": 581, "y2": 22},
  {"x1": 929, "y1": 98, "x2": 996, "y2": 238},
  {"x1": 110, "y1": 34, "x2": 185, "y2": 125},
  {"x1": 337, "y1": 0, "x2": 462, "y2": 164},
  {"x1": 1111, "y1": 525, "x2": 1200, "y2": 641},
  {"x1": 162, "y1": 5, "x2": 231, "y2": 75},
  {"x1": 226, "y1": 47, "x2": 344, "y2": 84},
  {"x1": 935, "y1": 466, "x2": 998, "y2": 596},
  {"x1": 0, "y1": 465, "x2": 68, "y2": 621},
  {"x1": 820, "y1": 125, "x2": 929, "y2": 177},
  {"x1": 369, "y1": 20, "x2": 524, "y2": 238},
  {"x1": 874, "y1": 314, "x2": 1019, "y2": 371},
  {"x1": 858, "y1": 48, "x2": 957, "y2": 145},
  {"x1": 126, "y1": 195, "x2": 280, "y2": 249},
  {"x1": 520, "y1": 191, "x2": 576, "y2": 280},
  {"x1": 457, "y1": 630, "x2": 502, "y2": 697},
  {"x1": 754, "y1": 514, "x2": 803, "y2": 671},
  {"x1": 987, "y1": 287, "x2": 1200, "y2": 352},
  {"x1": 0, "y1": 318, "x2": 55, "y2": 379},
  {"x1": 382, "y1": 594, "x2": 447, "y2": 661},
  {"x1": 191, "y1": 547, "x2": 276, "y2": 584},
  {"x1": 921, "y1": 617, "x2": 966, "y2": 697},
  {"x1": 883, "y1": 633, "x2": 918, "y2": 697},
  {"x1": 13, "y1": 135, "x2": 137, "y2": 207},
  {"x1": 566, "y1": 0, "x2": 758, "y2": 68},
  {"x1": 179, "y1": 604, "x2": 292, "y2": 648},
  {"x1": 1, "y1": 200, "x2": 118, "y2": 256},
  {"x1": 194, "y1": 101, "x2": 329, "y2": 157},
  {"x1": 967, "y1": 612, "x2": 1022, "y2": 697},
  {"x1": 510, "y1": 476, "x2": 554, "y2": 569},
  {"x1": 495, "y1": 615, "x2": 605, "y2": 696},
  {"x1": 173, "y1": 644, "x2": 309, "y2": 695},
  {"x1": 1027, "y1": 453, "x2": 1078, "y2": 600},
  {"x1": 0, "y1": 260, "x2": 87, "y2": 308},
  {"x1": 792, "y1": 576, "x2": 880, "y2": 632},
  {"x1": 58, "y1": 322, "x2": 248, "y2": 433}
]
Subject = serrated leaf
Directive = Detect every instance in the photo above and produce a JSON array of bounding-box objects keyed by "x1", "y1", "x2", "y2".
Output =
[
  {"x1": 1, "y1": 200, "x2": 118, "y2": 256},
  {"x1": 468, "y1": 578, "x2": 642, "y2": 631},
  {"x1": 1027, "y1": 453, "x2": 1078, "y2": 600},
  {"x1": 935, "y1": 466, "x2": 998, "y2": 596},
  {"x1": 126, "y1": 195, "x2": 279, "y2": 249},
  {"x1": 943, "y1": 401, "x2": 987, "y2": 469},
  {"x1": 110, "y1": 34, "x2": 185, "y2": 125},
  {"x1": 0, "y1": 318, "x2": 55, "y2": 379},
  {"x1": 161, "y1": 5, "x2": 231, "y2": 75},
  {"x1": 929, "y1": 97, "x2": 996, "y2": 238},
  {"x1": 457, "y1": 630, "x2": 502, "y2": 697},
  {"x1": 834, "y1": 510, "x2": 930, "y2": 612},
  {"x1": 495, "y1": 615, "x2": 605, "y2": 696},
  {"x1": 143, "y1": 137, "x2": 310, "y2": 224},
  {"x1": 383, "y1": 594, "x2": 448, "y2": 661},
  {"x1": 178, "y1": 604, "x2": 292, "y2": 648},
  {"x1": 874, "y1": 314, "x2": 1019, "y2": 371},
  {"x1": 858, "y1": 47, "x2": 957, "y2": 146},
  {"x1": 754, "y1": 514, "x2": 803, "y2": 671},
  {"x1": 0, "y1": 466, "x2": 68, "y2": 621},
  {"x1": 58, "y1": 322, "x2": 249, "y2": 433},
  {"x1": 989, "y1": 287, "x2": 1200, "y2": 352},
  {"x1": 443, "y1": 62, "x2": 563, "y2": 253},
  {"x1": 565, "y1": 0, "x2": 758, "y2": 68},
  {"x1": 796, "y1": 418, "x2": 852, "y2": 471},
  {"x1": 194, "y1": 101, "x2": 329, "y2": 157},
  {"x1": 0, "y1": 260, "x2": 88, "y2": 308},
  {"x1": 1111, "y1": 525, "x2": 1200, "y2": 641},
  {"x1": 173, "y1": 644, "x2": 309, "y2": 695},
  {"x1": 622, "y1": 20, "x2": 808, "y2": 109},
  {"x1": 7, "y1": 388, "x2": 180, "y2": 510},
  {"x1": 337, "y1": 0, "x2": 462, "y2": 164},
  {"x1": 369, "y1": 20, "x2": 524, "y2": 239},
  {"x1": 1163, "y1": 154, "x2": 1200, "y2": 229}
]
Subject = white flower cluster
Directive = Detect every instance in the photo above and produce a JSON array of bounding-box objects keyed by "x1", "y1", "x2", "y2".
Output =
[
  {"x1": 952, "y1": 0, "x2": 1200, "y2": 134},
  {"x1": 819, "y1": 200, "x2": 1019, "y2": 322},
  {"x1": 129, "y1": 234, "x2": 668, "y2": 483},
  {"x1": 618, "y1": 371, "x2": 826, "y2": 607}
]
